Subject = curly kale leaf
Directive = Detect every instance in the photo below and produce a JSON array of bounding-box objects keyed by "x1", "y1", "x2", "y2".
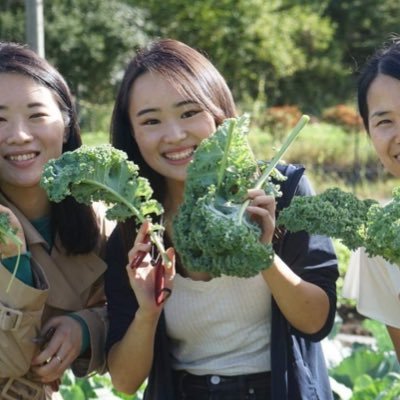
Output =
[
  {"x1": 0, "y1": 212, "x2": 23, "y2": 292},
  {"x1": 365, "y1": 187, "x2": 400, "y2": 263},
  {"x1": 185, "y1": 114, "x2": 260, "y2": 202},
  {"x1": 174, "y1": 187, "x2": 274, "y2": 278},
  {"x1": 277, "y1": 187, "x2": 377, "y2": 251},
  {"x1": 173, "y1": 114, "x2": 309, "y2": 278},
  {"x1": 40, "y1": 144, "x2": 163, "y2": 222}
]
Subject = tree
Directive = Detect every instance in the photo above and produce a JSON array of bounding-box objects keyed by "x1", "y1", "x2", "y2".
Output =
[
  {"x1": 0, "y1": 0, "x2": 149, "y2": 103},
  {"x1": 126, "y1": 0, "x2": 338, "y2": 111}
]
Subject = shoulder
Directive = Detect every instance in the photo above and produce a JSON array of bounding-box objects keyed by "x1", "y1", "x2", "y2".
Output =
[{"x1": 274, "y1": 163, "x2": 314, "y2": 210}]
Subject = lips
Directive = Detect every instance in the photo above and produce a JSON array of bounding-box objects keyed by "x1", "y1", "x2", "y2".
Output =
[{"x1": 164, "y1": 146, "x2": 195, "y2": 161}]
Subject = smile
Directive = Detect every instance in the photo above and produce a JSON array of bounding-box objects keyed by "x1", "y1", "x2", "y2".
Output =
[{"x1": 164, "y1": 147, "x2": 195, "y2": 161}]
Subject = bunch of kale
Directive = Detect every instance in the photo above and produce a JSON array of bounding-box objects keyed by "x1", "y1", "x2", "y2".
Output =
[
  {"x1": 172, "y1": 114, "x2": 305, "y2": 278},
  {"x1": 278, "y1": 186, "x2": 400, "y2": 265}
]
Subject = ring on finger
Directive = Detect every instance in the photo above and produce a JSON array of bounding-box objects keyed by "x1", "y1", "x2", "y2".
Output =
[{"x1": 54, "y1": 355, "x2": 62, "y2": 364}]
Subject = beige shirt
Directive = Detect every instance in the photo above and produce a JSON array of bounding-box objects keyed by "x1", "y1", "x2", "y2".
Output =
[
  {"x1": 0, "y1": 193, "x2": 112, "y2": 398},
  {"x1": 342, "y1": 247, "x2": 400, "y2": 329}
]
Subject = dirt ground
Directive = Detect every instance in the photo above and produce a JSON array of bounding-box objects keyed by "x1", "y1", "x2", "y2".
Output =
[{"x1": 337, "y1": 304, "x2": 372, "y2": 336}]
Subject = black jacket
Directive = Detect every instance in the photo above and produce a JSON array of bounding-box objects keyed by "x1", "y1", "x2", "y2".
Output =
[{"x1": 105, "y1": 164, "x2": 339, "y2": 400}]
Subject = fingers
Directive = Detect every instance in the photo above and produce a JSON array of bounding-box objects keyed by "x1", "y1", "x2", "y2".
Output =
[
  {"x1": 128, "y1": 221, "x2": 152, "y2": 269},
  {"x1": 31, "y1": 317, "x2": 82, "y2": 383},
  {"x1": 246, "y1": 189, "x2": 276, "y2": 243}
]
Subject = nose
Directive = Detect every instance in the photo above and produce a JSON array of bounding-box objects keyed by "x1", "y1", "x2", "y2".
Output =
[
  {"x1": 5, "y1": 119, "x2": 33, "y2": 144},
  {"x1": 163, "y1": 120, "x2": 187, "y2": 143}
]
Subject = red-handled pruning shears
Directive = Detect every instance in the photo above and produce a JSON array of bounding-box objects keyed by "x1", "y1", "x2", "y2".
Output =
[{"x1": 130, "y1": 233, "x2": 171, "y2": 305}]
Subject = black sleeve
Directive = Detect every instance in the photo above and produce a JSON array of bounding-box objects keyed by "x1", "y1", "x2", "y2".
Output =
[
  {"x1": 104, "y1": 226, "x2": 139, "y2": 354},
  {"x1": 276, "y1": 173, "x2": 339, "y2": 341}
]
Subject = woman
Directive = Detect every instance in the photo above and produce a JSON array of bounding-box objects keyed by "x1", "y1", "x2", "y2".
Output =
[
  {"x1": 0, "y1": 42, "x2": 110, "y2": 399},
  {"x1": 343, "y1": 35, "x2": 400, "y2": 360},
  {"x1": 105, "y1": 38, "x2": 339, "y2": 400}
]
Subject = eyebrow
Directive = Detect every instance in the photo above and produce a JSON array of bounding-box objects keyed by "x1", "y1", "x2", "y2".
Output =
[
  {"x1": 135, "y1": 100, "x2": 198, "y2": 117},
  {"x1": 0, "y1": 102, "x2": 46, "y2": 110},
  {"x1": 370, "y1": 110, "x2": 390, "y2": 119}
]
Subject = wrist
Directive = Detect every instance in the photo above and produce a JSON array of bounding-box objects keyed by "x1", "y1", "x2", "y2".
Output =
[{"x1": 134, "y1": 307, "x2": 161, "y2": 326}]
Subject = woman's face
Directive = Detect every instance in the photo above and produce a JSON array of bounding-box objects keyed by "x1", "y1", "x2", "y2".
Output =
[
  {"x1": 0, "y1": 73, "x2": 66, "y2": 195},
  {"x1": 367, "y1": 73, "x2": 400, "y2": 177},
  {"x1": 128, "y1": 71, "x2": 217, "y2": 183}
]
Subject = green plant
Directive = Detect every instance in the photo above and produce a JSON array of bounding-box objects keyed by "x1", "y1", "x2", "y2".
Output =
[
  {"x1": 173, "y1": 114, "x2": 308, "y2": 277},
  {"x1": 40, "y1": 144, "x2": 169, "y2": 265},
  {"x1": 0, "y1": 212, "x2": 23, "y2": 292},
  {"x1": 329, "y1": 320, "x2": 400, "y2": 400},
  {"x1": 278, "y1": 186, "x2": 400, "y2": 265}
]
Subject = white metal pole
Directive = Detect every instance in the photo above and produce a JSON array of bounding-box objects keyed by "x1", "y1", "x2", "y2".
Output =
[{"x1": 25, "y1": 0, "x2": 45, "y2": 57}]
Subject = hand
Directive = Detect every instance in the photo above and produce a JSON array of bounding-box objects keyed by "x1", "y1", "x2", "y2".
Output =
[
  {"x1": 246, "y1": 189, "x2": 276, "y2": 244},
  {"x1": 30, "y1": 315, "x2": 83, "y2": 383},
  {"x1": 0, "y1": 205, "x2": 27, "y2": 257},
  {"x1": 126, "y1": 221, "x2": 175, "y2": 314}
]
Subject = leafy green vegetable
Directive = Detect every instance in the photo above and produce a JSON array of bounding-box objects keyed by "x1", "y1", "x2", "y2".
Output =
[
  {"x1": 173, "y1": 114, "x2": 308, "y2": 277},
  {"x1": 277, "y1": 188, "x2": 378, "y2": 251},
  {"x1": 278, "y1": 186, "x2": 400, "y2": 265},
  {"x1": 0, "y1": 212, "x2": 23, "y2": 292},
  {"x1": 40, "y1": 144, "x2": 169, "y2": 265},
  {"x1": 364, "y1": 187, "x2": 400, "y2": 264}
]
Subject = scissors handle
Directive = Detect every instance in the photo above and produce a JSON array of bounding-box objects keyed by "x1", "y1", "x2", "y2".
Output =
[{"x1": 130, "y1": 234, "x2": 151, "y2": 269}]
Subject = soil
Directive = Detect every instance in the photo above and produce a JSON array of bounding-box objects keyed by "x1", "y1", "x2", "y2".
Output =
[{"x1": 337, "y1": 304, "x2": 373, "y2": 337}]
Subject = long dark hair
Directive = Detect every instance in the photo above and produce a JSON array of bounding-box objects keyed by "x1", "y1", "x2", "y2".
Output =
[
  {"x1": 110, "y1": 39, "x2": 237, "y2": 253},
  {"x1": 0, "y1": 42, "x2": 99, "y2": 254},
  {"x1": 358, "y1": 35, "x2": 400, "y2": 132}
]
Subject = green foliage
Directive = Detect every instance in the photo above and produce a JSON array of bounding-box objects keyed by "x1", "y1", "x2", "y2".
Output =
[
  {"x1": 172, "y1": 114, "x2": 310, "y2": 278},
  {"x1": 365, "y1": 187, "x2": 400, "y2": 264},
  {"x1": 130, "y1": 0, "x2": 337, "y2": 109},
  {"x1": 44, "y1": 0, "x2": 149, "y2": 102},
  {"x1": 40, "y1": 144, "x2": 163, "y2": 222},
  {"x1": 329, "y1": 320, "x2": 400, "y2": 400},
  {"x1": 0, "y1": 212, "x2": 23, "y2": 292},
  {"x1": 173, "y1": 115, "x2": 279, "y2": 277},
  {"x1": 278, "y1": 186, "x2": 400, "y2": 265},
  {"x1": 0, "y1": 1, "x2": 149, "y2": 103},
  {"x1": 61, "y1": 371, "x2": 145, "y2": 399},
  {"x1": 278, "y1": 188, "x2": 378, "y2": 250}
]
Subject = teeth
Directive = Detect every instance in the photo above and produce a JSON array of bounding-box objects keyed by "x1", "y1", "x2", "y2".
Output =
[
  {"x1": 8, "y1": 153, "x2": 36, "y2": 161},
  {"x1": 165, "y1": 148, "x2": 194, "y2": 161}
]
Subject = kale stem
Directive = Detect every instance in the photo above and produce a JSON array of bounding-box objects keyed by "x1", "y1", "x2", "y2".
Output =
[
  {"x1": 79, "y1": 179, "x2": 171, "y2": 267},
  {"x1": 237, "y1": 114, "x2": 310, "y2": 224},
  {"x1": 4, "y1": 235, "x2": 23, "y2": 293},
  {"x1": 217, "y1": 119, "x2": 236, "y2": 189}
]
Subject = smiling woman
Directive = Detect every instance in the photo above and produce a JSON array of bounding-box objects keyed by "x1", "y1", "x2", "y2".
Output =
[
  {"x1": 105, "y1": 38, "x2": 339, "y2": 400},
  {"x1": 343, "y1": 35, "x2": 400, "y2": 361},
  {"x1": 0, "y1": 42, "x2": 111, "y2": 400}
]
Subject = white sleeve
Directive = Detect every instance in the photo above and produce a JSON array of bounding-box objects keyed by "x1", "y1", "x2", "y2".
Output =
[{"x1": 342, "y1": 247, "x2": 400, "y2": 329}]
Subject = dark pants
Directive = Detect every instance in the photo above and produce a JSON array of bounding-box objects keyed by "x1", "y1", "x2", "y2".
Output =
[{"x1": 172, "y1": 371, "x2": 271, "y2": 400}]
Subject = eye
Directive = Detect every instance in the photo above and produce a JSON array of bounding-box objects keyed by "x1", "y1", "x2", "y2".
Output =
[
  {"x1": 376, "y1": 119, "x2": 392, "y2": 127},
  {"x1": 182, "y1": 109, "x2": 200, "y2": 119},
  {"x1": 141, "y1": 118, "x2": 159, "y2": 126},
  {"x1": 29, "y1": 112, "x2": 48, "y2": 119}
]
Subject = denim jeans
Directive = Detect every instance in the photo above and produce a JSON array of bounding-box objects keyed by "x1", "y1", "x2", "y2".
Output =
[{"x1": 173, "y1": 371, "x2": 271, "y2": 400}]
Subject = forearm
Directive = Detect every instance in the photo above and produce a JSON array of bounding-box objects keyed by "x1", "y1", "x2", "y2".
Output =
[
  {"x1": 262, "y1": 255, "x2": 330, "y2": 334},
  {"x1": 108, "y1": 309, "x2": 160, "y2": 394}
]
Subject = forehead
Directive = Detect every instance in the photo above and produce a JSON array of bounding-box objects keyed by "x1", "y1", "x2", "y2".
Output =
[
  {"x1": 367, "y1": 74, "x2": 400, "y2": 107},
  {"x1": 129, "y1": 72, "x2": 186, "y2": 104},
  {"x1": 0, "y1": 72, "x2": 57, "y2": 106}
]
